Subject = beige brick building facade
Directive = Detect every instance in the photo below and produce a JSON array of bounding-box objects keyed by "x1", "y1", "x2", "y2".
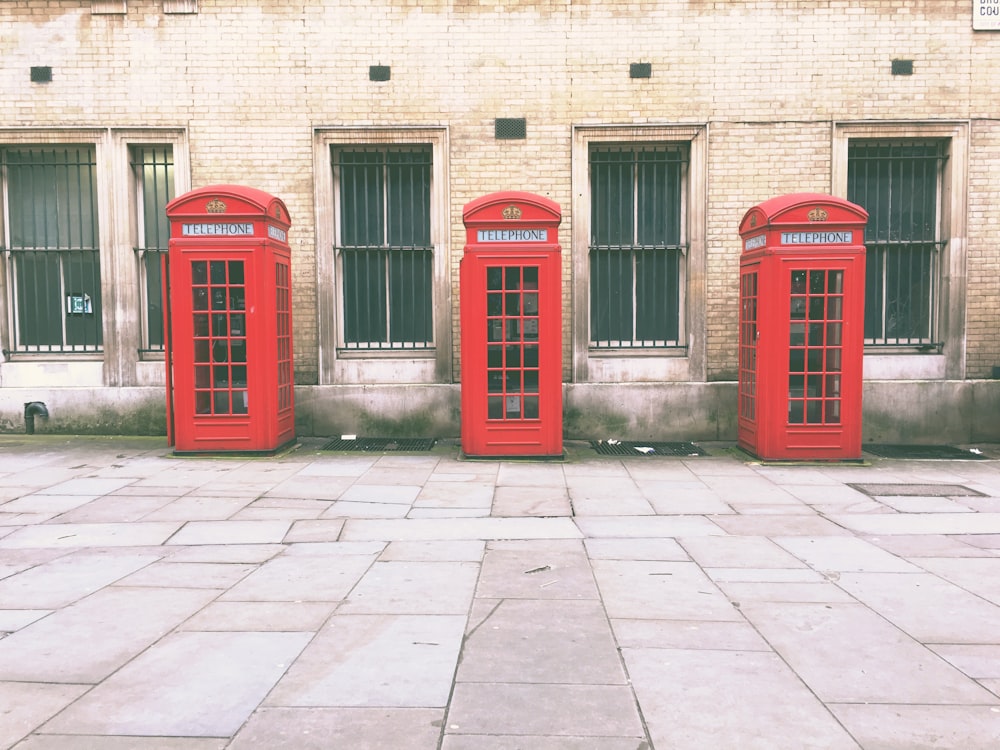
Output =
[{"x1": 1, "y1": 0, "x2": 999, "y2": 443}]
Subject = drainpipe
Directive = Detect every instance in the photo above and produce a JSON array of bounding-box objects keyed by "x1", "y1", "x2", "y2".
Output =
[{"x1": 24, "y1": 401, "x2": 49, "y2": 435}]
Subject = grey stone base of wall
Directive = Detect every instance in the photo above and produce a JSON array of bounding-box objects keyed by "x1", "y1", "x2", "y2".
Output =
[{"x1": 0, "y1": 380, "x2": 998, "y2": 444}]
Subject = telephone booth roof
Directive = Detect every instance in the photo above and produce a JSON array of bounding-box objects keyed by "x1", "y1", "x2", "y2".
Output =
[
  {"x1": 463, "y1": 191, "x2": 561, "y2": 226},
  {"x1": 739, "y1": 193, "x2": 867, "y2": 239},
  {"x1": 166, "y1": 184, "x2": 290, "y2": 228}
]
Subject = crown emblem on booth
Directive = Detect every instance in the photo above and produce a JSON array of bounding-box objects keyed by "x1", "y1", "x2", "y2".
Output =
[
  {"x1": 206, "y1": 199, "x2": 227, "y2": 213},
  {"x1": 502, "y1": 205, "x2": 522, "y2": 220},
  {"x1": 808, "y1": 207, "x2": 829, "y2": 222}
]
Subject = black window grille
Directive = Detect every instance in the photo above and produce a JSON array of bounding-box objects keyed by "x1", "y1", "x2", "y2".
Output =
[
  {"x1": 589, "y1": 143, "x2": 687, "y2": 348},
  {"x1": 131, "y1": 145, "x2": 174, "y2": 353},
  {"x1": 847, "y1": 140, "x2": 946, "y2": 347},
  {"x1": 333, "y1": 146, "x2": 433, "y2": 349},
  {"x1": 1, "y1": 145, "x2": 103, "y2": 353}
]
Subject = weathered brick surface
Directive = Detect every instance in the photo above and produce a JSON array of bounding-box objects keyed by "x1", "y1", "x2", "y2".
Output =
[{"x1": 2, "y1": 0, "x2": 998, "y2": 382}]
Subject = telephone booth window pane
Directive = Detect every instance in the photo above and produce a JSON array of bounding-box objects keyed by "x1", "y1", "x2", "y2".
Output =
[
  {"x1": 193, "y1": 314, "x2": 209, "y2": 337},
  {"x1": 195, "y1": 392, "x2": 211, "y2": 414},
  {"x1": 192, "y1": 261, "x2": 207, "y2": 284},
  {"x1": 485, "y1": 264, "x2": 541, "y2": 421},
  {"x1": 194, "y1": 340, "x2": 209, "y2": 363},
  {"x1": 505, "y1": 346, "x2": 521, "y2": 367},
  {"x1": 828, "y1": 271, "x2": 843, "y2": 293},
  {"x1": 524, "y1": 370, "x2": 539, "y2": 393},
  {"x1": 786, "y1": 268, "x2": 849, "y2": 426},
  {"x1": 524, "y1": 397, "x2": 539, "y2": 419},
  {"x1": 524, "y1": 345, "x2": 539, "y2": 368},
  {"x1": 188, "y1": 258, "x2": 248, "y2": 416},
  {"x1": 789, "y1": 401, "x2": 804, "y2": 423},
  {"x1": 488, "y1": 397, "x2": 503, "y2": 419}
]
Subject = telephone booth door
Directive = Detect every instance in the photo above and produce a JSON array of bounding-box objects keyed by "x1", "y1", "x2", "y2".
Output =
[
  {"x1": 738, "y1": 193, "x2": 868, "y2": 461},
  {"x1": 461, "y1": 192, "x2": 563, "y2": 457},
  {"x1": 165, "y1": 185, "x2": 295, "y2": 454}
]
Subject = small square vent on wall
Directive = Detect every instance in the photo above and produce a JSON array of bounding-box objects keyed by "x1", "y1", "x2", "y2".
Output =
[{"x1": 495, "y1": 118, "x2": 527, "y2": 140}]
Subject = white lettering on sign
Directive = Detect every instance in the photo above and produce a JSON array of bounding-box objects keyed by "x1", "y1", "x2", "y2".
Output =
[
  {"x1": 781, "y1": 231, "x2": 854, "y2": 245},
  {"x1": 182, "y1": 222, "x2": 255, "y2": 236},
  {"x1": 477, "y1": 228, "x2": 548, "y2": 243},
  {"x1": 744, "y1": 234, "x2": 767, "y2": 251},
  {"x1": 268, "y1": 225, "x2": 287, "y2": 242},
  {"x1": 974, "y1": 0, "x2": 1000, "y2": 30}
]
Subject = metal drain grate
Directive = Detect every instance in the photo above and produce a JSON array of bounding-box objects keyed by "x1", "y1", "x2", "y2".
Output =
[
  {"x1": 320, "y1": 437, "x2": 436, "y2": 452},
  {"x1": 863, "y1": 444, "x2": 989, "y2": 460},
  {"x1": 590, "y1": 440, "x2": 707, "y2": 457},
  {"x1": 849, "y1": 483, "x2": 987, "y2": 498}
]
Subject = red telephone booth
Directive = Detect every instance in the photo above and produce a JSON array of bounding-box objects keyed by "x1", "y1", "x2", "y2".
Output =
[
  {"x1": 737, "y1": 193, "x2": 868, "y2": 461},
  {"x1": 460, "y1": 192, "x2": 563, "y2": 457},
  {"x1": 165, "y1": 185, "x2": 295, "y2": 454}
]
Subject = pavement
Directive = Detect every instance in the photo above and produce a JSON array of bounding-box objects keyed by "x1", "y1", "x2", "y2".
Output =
[{"x1": 1, "y1": 435, "x2": 1000, "y2": 750}]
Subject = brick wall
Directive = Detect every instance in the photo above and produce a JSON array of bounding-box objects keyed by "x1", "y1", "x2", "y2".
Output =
[{"x1": 3, "y1": 0, "x2": 999, "y2": 385}]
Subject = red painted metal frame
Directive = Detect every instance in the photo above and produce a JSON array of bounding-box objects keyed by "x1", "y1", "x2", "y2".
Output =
[
  {"x1": 738, "y1": 193, "x2": 868, "y2": 461},
  {"x1": 165, "y1": 185, "x2": 295, "y2": 454},
  {"x1": 461, "y1": 192, "x2": 563, "y2": 457}
]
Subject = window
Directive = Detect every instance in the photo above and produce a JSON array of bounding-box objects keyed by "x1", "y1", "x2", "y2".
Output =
[
  {"x1": 332, "y1": 146, "x2": 433, "y2": 350},
  {"x1": 130, "y1": 145, "x2": 174, "y2": 353},
  {"x1": 1, "y1": 145, "x2": 103, "y2": 353},
  {"x1": 847, "y1": 140, "x2": 946, "y2": 347},
  {"x1": 588, "y1": 143, "x2": 688, "y2": 348}
]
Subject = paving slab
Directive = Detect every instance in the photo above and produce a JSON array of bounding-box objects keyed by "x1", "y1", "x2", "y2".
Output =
[
  {"x1": 739, "y1": 601, "x2": 999, "y2": 704},
  {"x1": 610, "y1": 618, "x2": 772, "y2": 651},
  {"x1": 0, "y1": 550, "x2": 162, "y2": 608},
  {"x1": 378, "y1": 540, "x2": 486, "y2": 562},
  {"x1": 0, "y1": 682, "x2": 89, "y2": 750},
  {"x1": 229, "y1": 707, "x2": 444, "y2": 750},
  {"x1": 915, "y1": 556, "x2": 1000, "y2": 604},
  {"x1": 444, "y1": 683, "x2": 645, "y2": 739},
  {"x1": 929, "y1": 644, "x2": 1000, "y2": 678},
  {"x1": 679, "y1": 535, "x2": 806, "y2": 568},
  {"x1": 0, "y1": 522, "x2": 181, "y2": 549},
  {"x1": 340, "y1": 517, "x2": 583, "y2": 542},
  {"x1": 220, "y1": 551, "x2": 374, "y2": 602},
  {"x1": 179, "y1": 600, "x2": 337, "y2": 632},
  {"x1": 442, "y1": 737, "x2": 645, "y2": 750},
  {"x1": 835, "y1": 571, "x2": 1000, "y2": 643},
  {"x1": 166, "y1": 520, "x2": 291, "y2": 546},
  {"x1": 456, "y1": 598, "x2": 626, "y2": 684},
  {"x1": 575, "y1": 515, "x2": 726, "y2": 538},
  {"x1": 266, "y1": 614, "x2": 466, "y2": 708},
  {"x1": 0, "y1": 586, "x2": 220, "y2": 683},
  {"x1": 774, "y1": 535, "x2": 921, "y2": 573},
  {"x1": 338, "y1": 560, "x2": 480, "y2": 614},
  {"x1": 13, "y1": 737, "x2": 226, "y2": 750},
  {"x1": 43, "y1": 631, "x2": 311, "y2": 737},
  {"x1": 492, "y1": 486, "x2": 572, "y2": 516},
  {"x1": 828, "y1": 512, "x2": 1000, "y2": 535},
  {"x1": 473, "y1": 546, "x2": 598, "y2": 600},
  {"x1": 828, "y1": 703, "x2": 1000, "y2": 750},
  {"x1": 623, "y1": 647, "x2": 861, "y2": 749},
  {"x1": 591, "y1": 559, "x2": 742, "y2": 621},
  {"x1": 583, "y1": 537, "x2": 690, "y2": 561}
]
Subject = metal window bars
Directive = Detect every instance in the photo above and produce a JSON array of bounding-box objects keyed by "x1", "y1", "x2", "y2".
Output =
[
  {"x1": 847, "y1": 139, "x2": 946, "y2": 348},
  {"x1": 588, "y1": 144, "x2": 688, "y2": 348},
  {"x1": 332, "y1": 146, "x2": 434, "y2": 350},
  {"x1": 130, "y1": 145, "x2": 174, "y2": 354},
  {"x1": 2, "y1": 145, "x2": 103, "y2": 353}
]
